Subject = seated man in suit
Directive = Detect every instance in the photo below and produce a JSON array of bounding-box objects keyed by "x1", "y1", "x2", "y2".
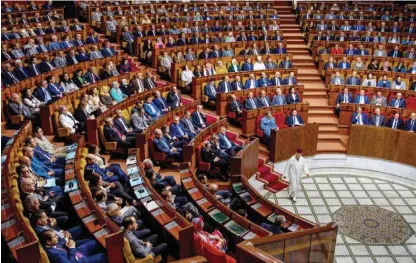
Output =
[
  {"x1": 170, "y1": 116, "x2": 194, "y2": 142},
  {"x1": 286, "y1": 109, "x2": 304, "y2": 127},
  {"x1": 260, "y1": 111, "x2": 278, "y2": 144},
  {"x1": 228, "y1": 94, "x2": 243, "y2": 117},
  {"x1": 331, "y1": 72, "x2": 345, "y2": 85},
  {"x1": 244, "y1": 92, "x2": 258, "y2": 110},
  {"x1": 143, "y1": 96, "x2": 161, "y2": 120},
  {"x1": 123, "y1": 216, "x2": 168, "y2": 262},
  {"x1": 338, "y1": 57, "x2": 351, "y2": 69},
  {"x1": 257, "y1": 91, "x2": 271, "y2": 108},
  {"x1": 371, "y1": 91, "x2": 387, "y2": 106},
  {"x1": 284, "y1": 72, "x2": 297, "y2": 85},
  {"x1": 218, "y1": 126, "x2": 242, "y2": 157},
  {"x1": 8, "y1": 93, "x2": 40, "y2": 123},
  {"x1": 130, "y1": 107, "x2": 151, "y2": 133},
  {"x1": 114, "y1": 109, "x2": 141, "y2": 135},
  {"x1": 324, "y1": 57, "x2": 337, "y2": 71},
  {"x1": 389, "y1": 93, "x2": 406, "y2": 108},
  {"x1": 244, "y1": 73, "x2": 258, "y2": 89},
  {"x1": 335, "y1": 88, "x2": 353, "y2": 117},
  {"x1": 204, "y1": 79, "x2": 217, "y2": 103},
  {"x1": 272, "y1": 88, "x2": 287, "y2": 106},
  {"x1": 351, "y1": 107, "x2": 369, "y2": 125},
  {"x1": 387, "y1": 112, "x2": 403, "y2": 130},
  {"x1": 40, "y1": 229, "x2": 107, "y2": 263},
  {"x1": 346, "y1": 71, "x2": 361, "y2": 86},
  {"x1": 279, "y1": 56, "x2": 293, "y2": 69},
  {"x1": 143, "y1": 159, "x2": 178, "y2": 190},
  {"x1": 271, "y1": 72, "x2": 284, "y2": 86},
  {"x1": 152, "y1": 91, "x2": 169, "y2": 114},
  {"x1": 85, "y1": 153, "x2": 129, "y2": 185},
  {"x1": 152, "y1": 129, "x2": 182, "y2": 161},
  {"x1": 258, "y1": 72, "x2": 272, "y2": 87},
  {"x1": 73, "y1": 101, "x2": 92, "y2": 134},
  {"x1": 404, "y1": 112, "x2": 416, "y2": 132},
  {"x1": 166, "y1": 86, "x2": 182, "y2": 110},
  {"x1": 355, "y1": 90, "x2": 370, "y2": 104},
  {"x1": 260, "y1": 215, "x2": 286, "y2": 235},
  {"x1": 231, "y1": 76, "x2": 243, "y2": 91},
  {"x1": 286, "y1": 87, "x2": 301, "y2": 104},
  {"x1": 370, "y1": 108, "x2": 386, "y2": 127},
  {"x1": 218, "y1": 76, "x2": 232, "y2": 93},
  {"x1": 181, "y1": 110, "x2": 200, "y2": 134},
  {"x1": 192, "y1": 105, "x2": 208, "y2": 129},
  {"x1": 377, "y1": 74, "x2": 391, "y2": 88},
  {"x1": 101, "y1": 41, "x2": 116, "y2": 57},
  {"x1": 200, "y1": 141, "x2": 229, "y2": 180},
  {"x1": 103, "y1": 117, "x2": 135, "y2": 150}
]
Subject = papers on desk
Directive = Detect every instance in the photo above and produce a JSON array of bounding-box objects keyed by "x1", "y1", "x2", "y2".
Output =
[
  {"x1": 250, "y1": 203, "x2": 262, "y2": 210},
  {"x1": 129, "y1": 176, "x2": 143, "y2": 187},
  {"x1": 134, "y1": 185, "x2": 149, "y2": 200},
  {"x1": 126, "y1": 156, "x2": 137, "y2": 166},
  {"x1": 65, "y1": 151, "x2": 76, "y2": 160},
  {"x1": 82, "y1": 214, "x2": 97, "y2": 224},
  {"x1": 224, "y1": 220, "x2": 248, "y2": 237},
  {"x1": 127, "y1": 166, "x2": 139, "y2": 176},
  {"x1": 288, "y1": 223, "x2": 299, "y2": 232},
  {"x1": 64, "y1": 179, "x2": 79, "y2": 193},
  {"x1": 164, "y1": 221, "x2": 178, "y2": 231},
  {"x1": 93, "y1": 228, "x2": 109, "y2": 239},
  {"x1": 44, "y1": 178, "x2": 56, "y2": 188},
  {"x1": 7, "y1": 236, "x2": 25, "y2": 249},
  {"x1": 67, "y1": 143, "x2": 78, "y2": 152},
  {"x1": 267, "y1": 213, "x2": 278, "y2": 223},
  {"x1": 239, "y1": 192, "x2": 253, "y2": 203},
  {"x1": 208, "y1": 209, "x2": 229, "y2": 224},
  {"x1": 144, "y1": 200, "x2": 159, "y2": 211},
  {"x1": 151, "y1": 208, "x2": 164, "y2": 217},
  {"x1": 182, "y1": 177, "x2": 192, "y2": 184},
  {"x1": 74, "y1": 201, "x2": 87, "y2": 211},
  {"x1": 242, "y1": 231, "x2": 257, "y2": 240},
  {"x1": 233, "y1": 182, "x2": 245, "y2": 194}
]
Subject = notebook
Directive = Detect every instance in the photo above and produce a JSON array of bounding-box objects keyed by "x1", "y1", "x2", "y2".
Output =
[
  {"x1": 134, "y1": 185, "x2": 149, "y2": 199},
  {"x1": 129, "y1": 176, "x2": 143, "y2": 187},
  {"x1": 224, "y1": 220, "x2": 248, "y2": 237},
  {"x1": 239, "y1": 192, "x2": 253, "y2": 203},
  {"x1": 64, "y1": 179, "x2": 79, "y2": 193},
  {"x1": 288, "y1": 223, "x2": 299, "y2": 232},
  {"x1": 127, "y1": 166, "x2": 139, "y2": 176},
  {"x1": 208, "y1": 209, "x2": 229, "y2": 224},
  {"x1": 65, "y1": 151, "x2": 76, "y2": 160},
  {"x1": 232, "y1": 182, "x2": 245, "y2": 194}
]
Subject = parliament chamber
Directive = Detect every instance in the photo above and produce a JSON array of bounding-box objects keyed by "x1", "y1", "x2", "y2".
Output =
[{"x1": 1, "y1": 1, "x2": 416, "y2": 263}]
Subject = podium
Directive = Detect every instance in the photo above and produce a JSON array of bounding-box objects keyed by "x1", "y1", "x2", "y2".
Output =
[{"x1": 269, "y1": 124, "x2": 319, "y2": 163}]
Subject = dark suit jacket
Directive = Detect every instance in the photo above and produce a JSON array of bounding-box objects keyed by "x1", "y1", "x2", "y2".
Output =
[
  {"x1": 167, "y1": 92, "x2": 181, "y2": 109},
  {"x1": 143, "y1": 78, "x2": 156, "y2": 90},
  {"x1": 370, "y1": 115, "x2": 386, "y2": 126},
  {"x1": 286, "y1": 115, "x2": 305, "y2": 126},
  {"x1": 191, "y1": 111, "x2": 207, "y2": 128},
  {"x1": 286, "y1": 93, "x2": 301, "y2": 104},
  {"x1": 14, "y1": 67, "x2": 31, "y2": 80},
  {"x1": 405, "y1": 119, "x2": 416, "y2": 132},
  {"x1": 104, "y1": 125, "x2": 123, "y2": 142},
  {"x1": 244, "y1": 98, "x2": 259, "y2": 110},
  {"x1": 33, "y1": 87, "x2": 53, "y2": 103},
  {"x1": 387, "y1": 118, "x2": 403, "y2": 129},
  {"x1": 257, "y1": 96, "x2": 271, "y2": 107},
  {"x1": 201, "y1": 147, "x2": 216, "y2": 164},
  {"x1": 73, "y1": 106, "x2": 88, "y2": 123},
  {"x1": 229, "y1": 100, "x2": 243, "y2": 113}
]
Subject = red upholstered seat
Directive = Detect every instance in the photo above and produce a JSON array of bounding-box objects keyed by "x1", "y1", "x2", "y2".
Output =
[
  {"x1": 257, "y1": 172, "x2": 279, "y2": 184},
  {"x1": 205, "y1": 114, "x2": 218, "y2": 125},
  {"x1": 193, "y1": 234, "x2": 204, "y2": 256},
  {"x1": 202, "y1": 242, "x2": 236, "y2": 263},
  {"x1": 196, "y1": 145, "x2": 212, "y2": 171},
  {"x1": 148, "y1": 137, "x2": 166, "y2": 161},
  {"x1": 406, "y1": 97, "x2": 416, "y2": 109}
]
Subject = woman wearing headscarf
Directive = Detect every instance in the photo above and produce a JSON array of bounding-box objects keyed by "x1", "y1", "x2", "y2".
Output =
[
  {"x1": 110, "y1": 81, "x2": 127, "y2": 103},
  {"x1": 192, "y1": 217, "x2": 227, "y2": 252}
]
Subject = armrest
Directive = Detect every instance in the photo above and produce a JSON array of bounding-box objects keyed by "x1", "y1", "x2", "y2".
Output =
[
  {"x1": 10, "y1": 115, "x2": 24, "y2": 124},
  {"x1": 57, "y1": 128, "x2": 71, "y2": 137},
  {"x1": 105, "y1": 142, "x2": 117, "y2": 151},
  {"x1": 152, "y1": 152, "x2": 166, "y2": 161},
  {"x1": 179, "y1": 81, "x2": 186, "y2": 88},
  {"x1": 132, "y1": 254, "x2": 155, "y2": 263},
  {"x1": 201, "y1": 95, "x2": 209, "y2": 103},
  {"x1": 198, "y1": 162, "x2": 211, "y2": 171},
  {"x1": 227, "y1": 112, "x2": 237, "y2": 119}
]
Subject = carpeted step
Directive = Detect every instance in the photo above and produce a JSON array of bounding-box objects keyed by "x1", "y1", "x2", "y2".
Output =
[
  {"x1": 258, "y1": 165, "x2": 271, "y2": 175},
  {"x1": 265, "y1": 180, "x2": 289, "y2": 193},
  {"x1": 257, "y1": 172, "x2": 279, "y2": 184}
]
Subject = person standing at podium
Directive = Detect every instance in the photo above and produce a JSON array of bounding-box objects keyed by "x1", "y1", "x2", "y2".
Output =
[{"x1": 283, "y1": 148, "x2": 310, "y2": 202}]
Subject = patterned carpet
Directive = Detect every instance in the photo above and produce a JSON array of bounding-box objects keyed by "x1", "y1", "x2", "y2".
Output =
[{"x1": 262, "y1": 174, "x2": 416, "y2": 263}]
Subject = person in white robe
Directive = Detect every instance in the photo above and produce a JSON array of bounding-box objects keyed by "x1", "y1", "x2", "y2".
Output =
[{"x1": 283, "y1": 148, "x2": 310, "y2": 202}]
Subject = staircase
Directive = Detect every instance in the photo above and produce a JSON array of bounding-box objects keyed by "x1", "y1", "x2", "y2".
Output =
[{"x1": 278, "y1": 4, "x2": 348, "y2": 153}]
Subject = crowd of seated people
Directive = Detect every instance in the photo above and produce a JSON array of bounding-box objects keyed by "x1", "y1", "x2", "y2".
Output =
[
  {"x1": 227, "y1": 86, "x2": 301, "y2": 118},
  {"x1": 350, "y1": 107, "x2": 416, "y2": 131}
]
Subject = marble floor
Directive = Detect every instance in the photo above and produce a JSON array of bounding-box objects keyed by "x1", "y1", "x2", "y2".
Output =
[{"x1": 251, "y1": 155, "x2": 416, "y2": 263}]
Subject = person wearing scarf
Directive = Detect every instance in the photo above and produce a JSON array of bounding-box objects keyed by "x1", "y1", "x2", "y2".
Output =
[{"x1": 192, "y1": 217, "x2": 227, "y2": 252}]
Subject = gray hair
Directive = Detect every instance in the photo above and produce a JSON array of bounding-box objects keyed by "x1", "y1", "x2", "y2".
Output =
[
  {"x1": 107, "y1": 202, "x2": 119, "y2": 213},
  {"x1": 24, "y1": 194, "x2": 38, "y2": 208}
]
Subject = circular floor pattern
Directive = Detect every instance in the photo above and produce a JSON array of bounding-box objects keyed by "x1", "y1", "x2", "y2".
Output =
[
  {"x1": 262, "y1": 174, "x2": 416, "y2": 263},
  {"x1": 333, "y1": 205, "x2": 413, "y2": 245}
]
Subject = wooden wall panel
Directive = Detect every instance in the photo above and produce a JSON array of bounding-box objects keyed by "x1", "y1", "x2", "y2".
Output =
[
  {"x1": 269, "y1": 124, "x2": 319, "y2": 163},
  {"x1": 348, "y1": 125, "x2": 416, "y2": 167}
]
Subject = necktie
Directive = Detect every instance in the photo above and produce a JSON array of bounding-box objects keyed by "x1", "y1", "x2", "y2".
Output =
[
  {"x1": 336, "y1": 77, "x2": 340, "y2": 85},
  {"x1": 234, "y1": 101, "x2": 240, "y2": 111},
  {"x1": 158, "y1": 98, "x2": 165, "y2": 109},
  {"x1": 112, "y1": 126, "x2": 123, "y2": 139},
  {"x1": 411, "y1": 120, "x2": 415, "y2": 130},
  {"x1": 393, "y1": 120, "x2": 397, "y2": 129},
  {"x1": 33, "y1": 65, "x2": 39, "y2": 75},
  {"x1": 250, "y1": 99, "x2": 256, "y2": 109},
  {"x1": 352, "y1": 77, "x2": 355, "y2": 85},
  {"x1": 293, "y1": 116, "x2": 296, "y2": 124},
  {"x1": 394, "y1": 51, "x2": 397, "y2": 57},
  {"x1": 9, "y1": 72, "x2": 18, "y2": 83},
  {"x1": 344, "y1": 95, "x2": 347, "y2": 103},
  {"x1": 395, "y1": 100, "x2": 400, "y2": 107},
  {"x1": 20, "y1": 68, "x2": 28, "y2": 78},
  {"x1": 4, "y1": 52, "x2": 11, "y2": 60},
  {"x1": 187, "y1": 118, "x2": 195, "y2": 132},
  {"x1": 198, "y1": 113, "x2": 204, "y2": 125}
]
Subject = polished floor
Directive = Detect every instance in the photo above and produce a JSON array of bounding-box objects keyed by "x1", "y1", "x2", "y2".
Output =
[{"x1": 250, "y1": 155, "x2": 416, "y2": 263}]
